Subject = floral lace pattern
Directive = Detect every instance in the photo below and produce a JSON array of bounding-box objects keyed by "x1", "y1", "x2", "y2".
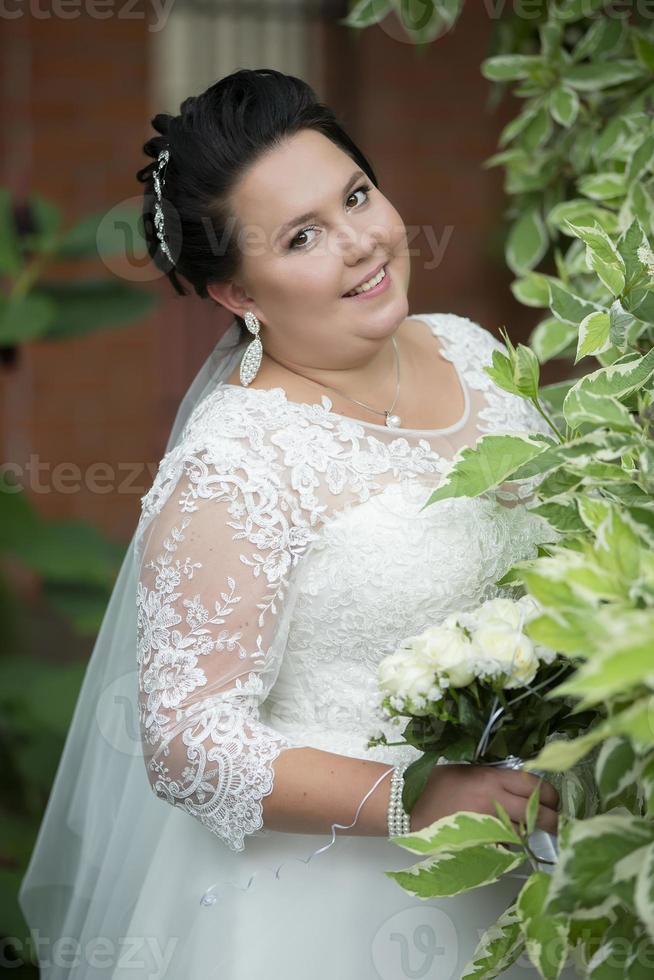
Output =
[{"x1": 135, "y1": 312, "x2": 558, "y2": 851}]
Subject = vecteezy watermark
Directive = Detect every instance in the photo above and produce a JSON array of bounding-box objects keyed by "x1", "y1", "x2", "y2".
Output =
[
  {"x1": 98, "y1": 195, "x2": 456, "y2": 282},
  {"x1": 371, "y1": 906, "x2": 458, "y2": 979},
  {"x1": 0, "y1": 0, "x2": 176, "y2": 32},
  {"x1": 0, "y1": 456, "x2": 160, "y2": 495},
  {"x1": 1, "y1": 931, "x2": 179, "y2": 977}
]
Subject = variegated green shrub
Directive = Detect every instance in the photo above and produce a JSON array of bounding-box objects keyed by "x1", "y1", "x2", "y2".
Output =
[{"x1": 345, "y1": 1, "x2": 654, "y2": 975}]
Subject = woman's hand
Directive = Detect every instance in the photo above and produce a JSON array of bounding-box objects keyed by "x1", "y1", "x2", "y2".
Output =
[{"x1": 410, "y1": 763, "x2": 560, "y2": 835}]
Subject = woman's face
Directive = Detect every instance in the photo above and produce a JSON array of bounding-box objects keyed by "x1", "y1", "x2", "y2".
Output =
[{"x1": 208, "y1": 128, "x2": 411, "y2": 373}]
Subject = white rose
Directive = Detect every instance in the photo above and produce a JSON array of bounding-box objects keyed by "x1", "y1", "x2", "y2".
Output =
[
  {"x1": 474, "y1": 597, "x2": 525, "y2": 630},
  {"x1": 472, "y1": 622, "x2": 539, "y2": 688},
  {"x1": 378, "y1": 649, "x2": 439, "y2": 706},
  {"x1": 410, "y1": 624, "x2": 475, "y2": 688}
]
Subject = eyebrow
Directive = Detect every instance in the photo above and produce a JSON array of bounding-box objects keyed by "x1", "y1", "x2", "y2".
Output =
[{"x1": 275, "y1": 169, "x2": 367, "y2": 243}]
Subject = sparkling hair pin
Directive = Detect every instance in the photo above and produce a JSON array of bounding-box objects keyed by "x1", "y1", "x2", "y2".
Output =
[{"x1": 153, "y1": 147, "x2": 174, "y2": 264}]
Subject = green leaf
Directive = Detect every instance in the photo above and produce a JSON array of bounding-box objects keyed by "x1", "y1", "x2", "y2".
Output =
[
  {"x1": 0, "y1": 292, "x2": 57, "y2": 344},
  {"x1": 0, "y1": 187, "x2": 22, "y2": 275},
  {"x1": 596, "y1": 737, "x2": 639, "y2": 807},
  {"x1": 484, "y1": 348, "x2": 518, "y2": 395},
  {"x1": 564, "y1": 220, "x2": 626, "y2": 296},
  {"x1": 514, "y1": 343, "x2": 541, "y2": 399},
  {"x1": 548, "y1": 198, "x2": 619, "y2": 236},
  {"x1": 516, "y1": 872, "x2": 570, "y2": 979},
  {"x1": 338, "y1": 0, "x2": 393, "y2": 29},
  {"x1": 634, "y1": 843, "x2": 654, "y2": 946},
  {"x1": 575, "y1": 311, "x2": 611, "y2": 363},
  {"x1": 544, "y1": 813, "x2": 654, "y2": 916},
  {"x1": 390, "y1": 811, "x2": 522, "y2": 854},
  {"x1": 507, "y1": 208, "x2": 549, "y2": 275},
  {"x1": 563, "y1": 387, "x2": 639, "y2": 432},
  {"x1": 35, "y1": 279, "x2": 156, "y2": 339},
  {"x1": 626, "y1": 132, "x2": 654, "y2": 186},
  {"x1": 578, "y1": 172, "x2": 627, "y2": 202},
  {"x1": 385, "y1": 842, "x2": 524, "y2": 898},
  {"x1": 530, "y1": 318, "x2": 577, "y2": 363},
  {"x1": 555, "y1": 638, "x2": 654, "y2": 709},
  {"x1": 549, "y1": 85, "x2": 579, "y2": 127},
  {"x1": 563, "y1": 348, "x2": 654, "y2": 410},
  {"x1": 548, "y1": 279, "x2": 604, "y2": 325},
  {"x1": 461, "y1": 904, "x2": 526, "y2": 979},
  {"x1": 562, "y1": 61, "x2": 647, "y2": 92},
  {"x1": 512, "y1": 272, "x2": 555, "y2": 308},
  {"x1": 631, "y1": 27, "x2": 654, "y2": 72},
  {"x1": 423, "y1": 434, "x2": 551, "y2": 505},
  {"x1": 482, "y1": 55, "x2": 545, "y2": 82}
]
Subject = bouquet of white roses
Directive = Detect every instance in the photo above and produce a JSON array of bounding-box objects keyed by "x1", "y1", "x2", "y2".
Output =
[{"x1": 370, "y1": 593, "x2": 600, "y2": 872}]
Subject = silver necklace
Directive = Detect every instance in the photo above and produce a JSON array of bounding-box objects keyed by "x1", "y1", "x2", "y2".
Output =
[{"x1": 275, "y1": 335, "x2": 403, "y2": 429}]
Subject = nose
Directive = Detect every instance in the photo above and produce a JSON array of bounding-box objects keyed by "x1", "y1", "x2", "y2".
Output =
[{"x1": 334, "y1": 224, "x2": 383, "y2": 266}]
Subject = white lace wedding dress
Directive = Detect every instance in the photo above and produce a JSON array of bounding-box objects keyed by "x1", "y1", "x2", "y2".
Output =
[{"x1": 132, "y1": 312, "x2": 576, "y2": 979}]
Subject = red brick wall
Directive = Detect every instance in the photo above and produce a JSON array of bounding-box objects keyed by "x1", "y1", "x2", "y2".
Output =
[{"x1": 1, "y1": 5, "x2": 558, "y2": 549}]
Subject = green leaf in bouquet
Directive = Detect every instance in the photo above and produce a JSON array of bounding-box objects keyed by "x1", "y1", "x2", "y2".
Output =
[
  {"x1": 401, "y1": 750, "x2": 441, "y2": 813},
  {"x1": 460, "y1": 904, "x2": 525, "y2": 979},
  {"x1": 516, "y1": 871, "x2": 571, "y2": 980},
  {"x1": 385, "y1": 841, "x2": 525, "y2": 897},
  {"x1": 423, "y1": 434, "x2": 552, "y2": 506},
  {"x1": 525, "y1": 782, "x2": 540, "y2": 837},
  {"x1": 389, "y1": 810, "x2": 521, "y2": 856}
]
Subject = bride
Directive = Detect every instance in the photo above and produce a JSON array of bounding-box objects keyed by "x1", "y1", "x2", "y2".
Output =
[{"x1": 19, "y1": 68, "x2": 572, "y2": 979}]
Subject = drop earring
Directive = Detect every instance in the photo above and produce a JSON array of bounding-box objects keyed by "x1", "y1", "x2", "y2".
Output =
[{"x1": 239, "y1": 310, "x2": 263, "y2": 386}]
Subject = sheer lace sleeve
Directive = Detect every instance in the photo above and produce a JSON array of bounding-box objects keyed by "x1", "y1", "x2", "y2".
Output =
[{"x1": 135, "y1": 420, "x2": 313, "y2": 853}]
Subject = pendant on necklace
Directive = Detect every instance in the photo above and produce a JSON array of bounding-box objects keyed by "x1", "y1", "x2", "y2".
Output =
[{"x1": 385, "y1": 412, "x2": 402, "y2": 428}]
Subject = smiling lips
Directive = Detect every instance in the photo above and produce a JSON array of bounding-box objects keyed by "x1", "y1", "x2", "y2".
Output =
[{"x1": 343, "y1": 260, "x2": 388, "y2": 297}]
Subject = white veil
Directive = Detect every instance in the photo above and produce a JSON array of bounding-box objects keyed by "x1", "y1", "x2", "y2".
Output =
[{"x1": 16, "y1": 318, "x2": 250, "y2": 969}]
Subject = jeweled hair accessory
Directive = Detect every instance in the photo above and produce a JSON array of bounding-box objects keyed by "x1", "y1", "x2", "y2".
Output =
[{"x1": 153, "y1": 147, "x2": 174, "y2": 264}]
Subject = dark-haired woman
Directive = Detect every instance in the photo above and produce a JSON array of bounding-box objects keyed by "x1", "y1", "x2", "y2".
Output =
[{"x1": 20, "y1": 69, "x2": 572, "y2": 980}]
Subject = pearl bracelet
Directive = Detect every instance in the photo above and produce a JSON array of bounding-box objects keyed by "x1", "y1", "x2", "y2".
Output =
[{"x1": 387, "y1": 763, "x2": 411, "y2": 837}]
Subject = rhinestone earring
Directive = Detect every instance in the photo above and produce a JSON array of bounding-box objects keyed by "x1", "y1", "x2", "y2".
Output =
[{"x1": 239, "y1": 310, "x2": 263, "y2": 386}]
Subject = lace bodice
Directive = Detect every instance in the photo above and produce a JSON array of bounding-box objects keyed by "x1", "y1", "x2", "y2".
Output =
[{"x1": 135, "y1": 312, "x2": 557, "y2": 852}]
